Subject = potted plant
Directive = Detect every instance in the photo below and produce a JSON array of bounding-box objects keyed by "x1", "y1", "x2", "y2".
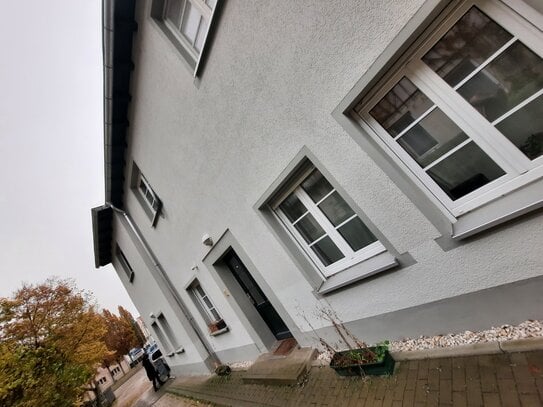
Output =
[
  {"x1": 298, "y1": 306, "x2": 395, "y2": 377},
  {"x1": 329, "y1": 341, "x2": 395, "y2": 376},
  {"x1": 208, "y1": 318, "x2": 227, "y2": 333}
]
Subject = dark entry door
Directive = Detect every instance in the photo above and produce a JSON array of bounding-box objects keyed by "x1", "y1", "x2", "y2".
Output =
[{"x1": 223, "y1": 250, "x2": 292, "y2": 340}]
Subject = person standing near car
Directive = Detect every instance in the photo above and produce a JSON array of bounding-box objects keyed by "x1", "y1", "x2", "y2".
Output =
[{"x1": 142, "y1": 352, "x2": 164, "y2": 391}]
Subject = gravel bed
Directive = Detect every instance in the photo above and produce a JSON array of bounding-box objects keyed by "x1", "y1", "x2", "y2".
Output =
[
  {"x1": 229, "y1": 360, "x2": 254, "y2": 370},
  {"x1": 390, "y1": 319, "x2": 543, "y2": 352},
  {"x1": 316, "y1": 319, "x2": 543, "y2": 362}
]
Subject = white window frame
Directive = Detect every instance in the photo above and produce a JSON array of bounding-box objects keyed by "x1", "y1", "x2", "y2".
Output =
[
  {"x1": 131, "y1": 163, "x2": 162, "y2": 227},
  {"x1": 138, "y1": 173, "x2": 160, "y2": 213},
  {"x1": 272, "y1": 165, "x2": 386, "y2": 278},
  {"x1": 354, "y1": 0, "x2": 543, "y2": 220},
  {"x1": 191, "y1": 282, "x2": 221, "y2": 323},
  {"x1": 153, "y1": 0, "x2": 219, "y2": 76}
]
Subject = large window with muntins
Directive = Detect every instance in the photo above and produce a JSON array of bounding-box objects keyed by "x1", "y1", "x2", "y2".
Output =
[
  {"x1": 275, "y1": 167, "x2": 386, "y2": 277},
  {"x1": 355, "y1": 1, "x2": 543, "y2": 218}
]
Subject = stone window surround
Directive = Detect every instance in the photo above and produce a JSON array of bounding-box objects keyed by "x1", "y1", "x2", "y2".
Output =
[{"x1": 254, "y1": 147, "x2": 415, "y2": 295}]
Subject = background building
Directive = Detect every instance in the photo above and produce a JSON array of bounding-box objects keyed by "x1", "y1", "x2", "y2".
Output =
[{"x1": 93, "y1": 0, "x2": 543, "y2": 374}]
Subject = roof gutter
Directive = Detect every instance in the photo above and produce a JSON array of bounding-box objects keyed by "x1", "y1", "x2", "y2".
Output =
[{"x1": 93, "y1": 0, "x2": 220, "y2": 368}]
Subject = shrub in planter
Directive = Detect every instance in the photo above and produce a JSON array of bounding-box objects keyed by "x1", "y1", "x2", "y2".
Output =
[
  {"x1": 330, "y1": 341, "x2": 395, "y2": 376},
  {"x1": 215, "y1": 364, "x2": 232, "y2": 376}
]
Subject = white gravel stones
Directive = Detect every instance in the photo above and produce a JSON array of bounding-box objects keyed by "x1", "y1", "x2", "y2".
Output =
[
  {"x1": 314, "y1": 319, "x2": 543, "y2": 362},
  {"x1": 390, "y1": 319, "x2": 543, "y2": 352},
  {"x1": 229, "y1": 360, "x2": 254, "y2": 370}
]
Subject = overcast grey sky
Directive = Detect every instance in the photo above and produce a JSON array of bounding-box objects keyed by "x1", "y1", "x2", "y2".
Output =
[{"x1": 0, "y1": 0, "x2": 138, "y2": 316}]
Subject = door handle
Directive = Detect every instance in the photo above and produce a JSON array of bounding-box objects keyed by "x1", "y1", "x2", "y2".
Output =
[{"x1": 246, "y1": 292, "x2": 255, "y2": 304}]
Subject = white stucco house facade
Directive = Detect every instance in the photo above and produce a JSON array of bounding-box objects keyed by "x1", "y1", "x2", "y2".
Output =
[{"x1": 92, "y1": 0, "x2": 543, "y2": 374}]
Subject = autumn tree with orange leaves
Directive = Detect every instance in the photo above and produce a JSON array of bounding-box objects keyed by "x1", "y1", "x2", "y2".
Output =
[
  {"x1": 0, "y1": 278, "x2": 110, "y2": 407},
  {"x1": 101, "y1": 306, "x2": 143, "y2": 377}
]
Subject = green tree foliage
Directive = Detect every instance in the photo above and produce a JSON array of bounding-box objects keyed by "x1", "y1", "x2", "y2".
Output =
[{"x1": 0, "y1": 278, "x2": 109, "y2": 407}]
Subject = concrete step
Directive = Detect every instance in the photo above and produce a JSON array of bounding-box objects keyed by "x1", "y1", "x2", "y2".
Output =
[{"x1": 242, "y1": 347, "x2": 317, "y2": 385}]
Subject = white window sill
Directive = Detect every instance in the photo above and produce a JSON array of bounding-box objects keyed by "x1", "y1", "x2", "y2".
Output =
[
  {"x1": 317, "y1": 251, "x2": 398, "y2": 295},
  {"x1": 209, "y1": 326, "x2": 229, "y2": 337},
  {"x1": 451, "y1": 180, "x2": 543, "y2": 240}
]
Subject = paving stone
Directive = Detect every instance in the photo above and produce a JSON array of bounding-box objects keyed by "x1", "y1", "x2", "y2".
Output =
[
  {"x1": 516, "y1": 379, "x2": 538, "y2": 394},
  {"x1": 536, "y1": 378, "x2": 543, "y2": 400},
  {"x1": 417, "y1": 360, "x2": 429, "y2": 380},
  {"x1": 414, "y1": 380, "x2": 429, "y2": 403},
  {"x1": 402, "y1": 389, "x2": 415, "y2": 406},
  {"x1": 452, "y1": 363, "x2": 467, "y2": 392},
  {"x1": 510, "y1": 353, "x2": 529, "y2": 366},
  {"x1": 452, "y1": 391, "x2": 467, "y2": 407},
  {"x1": 374, "y1": 380, "x2": 387, "y2": 400},
  {"x1": 439, "y1": 358, "x2": 453, "y2": 380},
  {"x1": 163, "y1": 350, "x2": 543, "y2": 407},
  {"x1": 465, "y1": 379, "x2": 483, "y2": 406},
  {"x1": 427, "y1": 391, "x2": 439, "y2": 407},
  {"x1": 427, "y1": 368, "x2": 439, "y2": 391},
  {"x1": 392, "y1": 379, "x2": 406, "y2": 400},
  {"x1": 519, "y1": 394, "x2": 542, "y2": 407},
  {"x1": 382, "y1": 389, "x2": 394, "y2": 407},
  {"x1": 498, "y1": 378, "x2": 520, "y2": 406},
  {"x1": 480, "y1": 365, "x2": 498, "y2": 393},
  {"x1": 408, "y1": 360, "x2": 419, "y2": 370},
  {"x1": 482, "y1": 392, "x2": 501, "y2": 407},
  {"x1": 439, "y1": 379, "x2": 452, "y2": 405}
]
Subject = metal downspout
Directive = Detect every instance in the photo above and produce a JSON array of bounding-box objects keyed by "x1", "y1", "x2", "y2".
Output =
[{"x1": 107, "y1": 203, "x2": 221, "y2": 367}]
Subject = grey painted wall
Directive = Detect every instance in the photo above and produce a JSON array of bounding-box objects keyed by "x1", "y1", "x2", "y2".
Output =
[{"x1": 111, "y1": 0, "x2": 543, "y2": 370}]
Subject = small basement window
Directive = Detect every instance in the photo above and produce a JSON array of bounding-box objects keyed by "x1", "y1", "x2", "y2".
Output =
[{"x1": 115, "y1": 245, "x2": 134, "y2": 283}]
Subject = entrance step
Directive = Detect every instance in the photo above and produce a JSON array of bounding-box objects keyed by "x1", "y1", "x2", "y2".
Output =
[
  {"x1": 243, "y1": 347, "x2": 317, "y2": 385},
  {"x1": 272, "y1": 337, "x2": 298, "y2": 356}
]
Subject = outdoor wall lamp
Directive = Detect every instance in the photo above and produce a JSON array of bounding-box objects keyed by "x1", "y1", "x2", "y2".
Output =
[{"x1": 202, "y1": 233, "x2": 213, "y2": 246}]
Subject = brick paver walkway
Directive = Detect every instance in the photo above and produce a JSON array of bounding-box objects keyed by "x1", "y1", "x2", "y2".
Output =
[{"x1": 167, "y1": 350, "x2": 543, "y2": 406}]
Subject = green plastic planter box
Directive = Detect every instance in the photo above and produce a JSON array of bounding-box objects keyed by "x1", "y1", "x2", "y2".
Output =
[{"x1": 330, "y1": 347, "x2": 395, "y2": 376}]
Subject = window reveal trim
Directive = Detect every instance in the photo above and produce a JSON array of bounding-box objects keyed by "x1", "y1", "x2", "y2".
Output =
[{"x1": 255, "y1": 149, "x2": 406, "y2": 292}]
